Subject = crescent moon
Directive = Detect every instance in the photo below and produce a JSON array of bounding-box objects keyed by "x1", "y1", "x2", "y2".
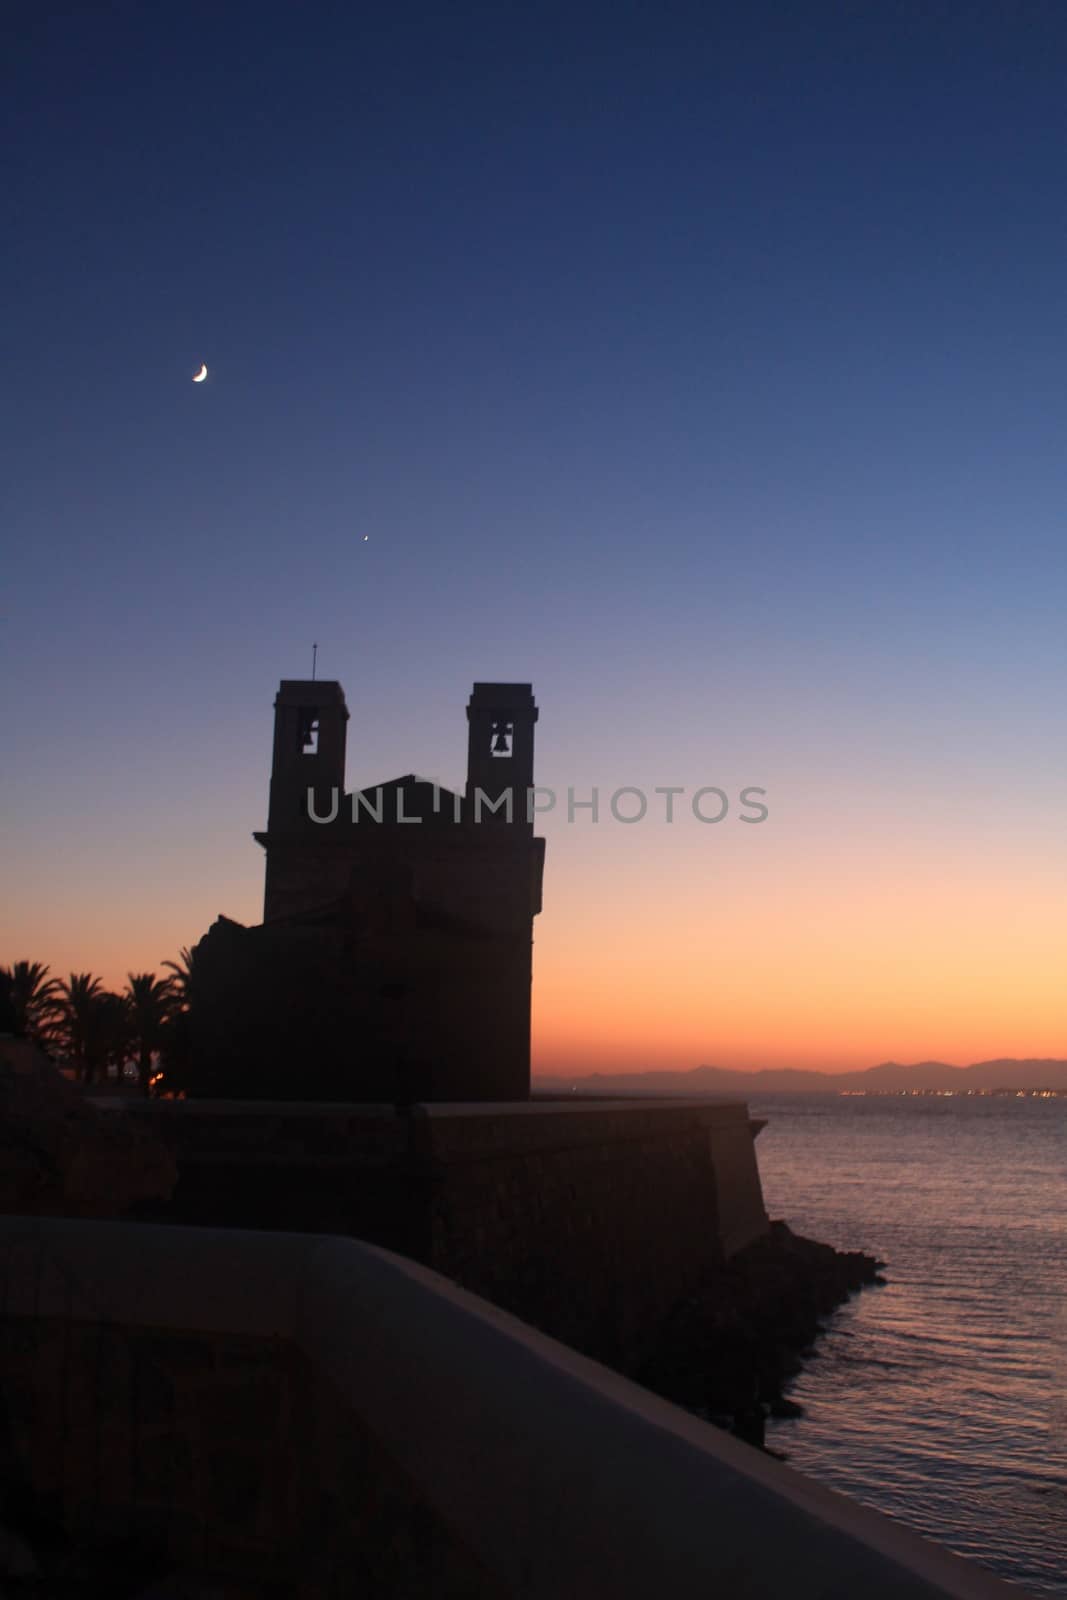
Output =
[{"x1": 192, "y1": 363, "x2": 208, "y2": 383}]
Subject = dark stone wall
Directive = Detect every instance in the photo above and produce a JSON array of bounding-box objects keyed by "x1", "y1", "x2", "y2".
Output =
[
  {"x1": 124, "y1": 1102, "x2": 426, "y2": 1255},
  {"x1": 421, "y1": 1103, "x2": 764, "y2": 1370},
  {"x1": 111, "y1": 1098, "x2": 769, "y2": 1374}
]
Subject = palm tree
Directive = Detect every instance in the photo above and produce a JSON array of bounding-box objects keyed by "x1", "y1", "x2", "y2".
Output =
[
  {"x1": 161, "y1": 946, "x2": 198, "y2": 1010},
  {"x1": 124, "y1": 973, "x2": 172, "y2": 1097},
  {"x1": 156, "y1": 944, "x2": 201, "y2": 1096},
  {"x1": 89, "y1": 992, "x2": 133, "y2": 1085},
  {"x1": 0, "y1": 969, "x2": 15, "y2": 1035},
  {"x1": 0, "y1": 960, "x2": 61, "y2": 1044},
  {"x1": 54, "y1": 973, "x2": 107, "y2": 1082}
]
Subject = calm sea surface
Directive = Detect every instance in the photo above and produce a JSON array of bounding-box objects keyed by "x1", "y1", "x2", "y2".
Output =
[{"x1": 750, "y1": 1093, "x2": 1067, "y2": 1596}]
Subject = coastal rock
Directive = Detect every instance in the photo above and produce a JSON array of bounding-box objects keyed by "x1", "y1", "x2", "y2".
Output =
[
  {"x1": 638, "y1": 1220, "x2": 885, "y2": 1438},
  {"x1": 768, "y1": 1395, "x2": 805, "y2": 1419}
]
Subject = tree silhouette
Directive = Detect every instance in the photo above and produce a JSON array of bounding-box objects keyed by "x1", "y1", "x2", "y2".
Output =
[
  {"x1": 0, "y1": 960, "x2": 61, "y2": 1044},
  {"x1": 86, "y1": 992, "x2": 131, "y2": 1086},
  {"x1": 161, "y1": 946, "x2": 198, "y2": 1008},
  {"x1": 54, "y1": 974, "x2": 112, "y2": 1083},
  {"x1": 0, "y1": 969, "x2": 15, "y2": 1035},
  {"x1": 124, "y1": 972, "x2": 173, "y2": 1097},
  {"x1": 156, "y1": 945, "x2": 200, "y2": 1096}
]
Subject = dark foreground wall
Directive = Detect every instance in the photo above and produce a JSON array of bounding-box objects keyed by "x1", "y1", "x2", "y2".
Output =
[{"x1": 103, "y1": 1098, "x2": 768, "y2": 1371}]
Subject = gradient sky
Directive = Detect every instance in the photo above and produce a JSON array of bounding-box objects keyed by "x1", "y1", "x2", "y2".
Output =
[{"x1": 4, "y1": 1, "x2": 1065, "y2": 1073}]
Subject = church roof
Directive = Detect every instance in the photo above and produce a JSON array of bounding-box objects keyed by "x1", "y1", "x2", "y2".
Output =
[{"x1": 347, "y1": 773, "x2": 463, "y2": 823}]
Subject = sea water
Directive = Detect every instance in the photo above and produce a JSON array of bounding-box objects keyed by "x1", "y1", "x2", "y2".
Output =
[{"x1": 751, "y1": 1092, "x2": 1067, "y2": 1596}]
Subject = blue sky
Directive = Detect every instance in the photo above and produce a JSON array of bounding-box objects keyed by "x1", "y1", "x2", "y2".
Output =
[{"x1": 4, "y1": 1, "x2": 1065, "y2": 1066}]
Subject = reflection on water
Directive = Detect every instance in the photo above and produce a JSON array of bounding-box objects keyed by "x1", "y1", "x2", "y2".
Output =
[{"x1": 752, "y1": 1093, "x2": 1067, "y2": 1597}]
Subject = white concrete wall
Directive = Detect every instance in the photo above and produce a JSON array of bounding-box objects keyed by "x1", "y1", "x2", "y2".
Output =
[{"x1": 0, "y1": 1217, "x2": 1021, "y2": 1600}]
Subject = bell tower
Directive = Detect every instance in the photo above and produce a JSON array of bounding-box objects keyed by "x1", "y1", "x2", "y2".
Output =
[
  {"x1": 266, "y1": 679, "x2": 349, "y2": 832},
  {"x1": 465, "y1": 683, "x2": 537, "y2": 826}
]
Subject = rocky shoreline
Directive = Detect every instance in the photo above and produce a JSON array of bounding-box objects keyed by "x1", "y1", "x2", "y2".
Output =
[{"x1": 638, "y1": 1219, "x2": 887, "y2": 1449}]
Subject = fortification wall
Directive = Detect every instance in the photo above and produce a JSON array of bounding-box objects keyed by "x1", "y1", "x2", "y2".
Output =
[
  {"x1": 101, "y1": 1097, "x2": 769, "y2": 1371},
  {"x1": 416, "y1": 1100, "x2": 767, "y2": 1366}
]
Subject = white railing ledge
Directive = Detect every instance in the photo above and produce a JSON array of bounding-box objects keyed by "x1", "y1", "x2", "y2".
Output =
[{"x1": 0, "y1": 1217, "x2": 1026, "y2": 1600}]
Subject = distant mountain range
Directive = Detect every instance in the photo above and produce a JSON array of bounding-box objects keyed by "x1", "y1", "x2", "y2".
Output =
[{"x1": 533, "y1": 1059, "x2": 1067, "y2": 1094}]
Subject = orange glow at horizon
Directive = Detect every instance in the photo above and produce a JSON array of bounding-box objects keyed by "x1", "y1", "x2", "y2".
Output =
[
  {"x1": 4, "y1": 795, "x2": 1064, "y2": 1079},
  {"x1": 529, "y1": 818, "x2": 1067, "y2": 1075}
]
